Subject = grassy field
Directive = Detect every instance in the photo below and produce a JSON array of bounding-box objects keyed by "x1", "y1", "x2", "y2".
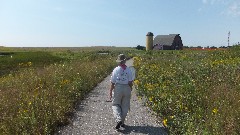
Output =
[
  {"x1": 0, "y1": 46, "x2": 136, "y2": 76},
  {"x1": 0, "y1": 46, "x2": 135, "y2": 52},
  {"x1": 1, "y1": 46, "x2": 240, "y2": 134},
  {"x1": 133, "y1": 47, "x2": 240, "y2": 134},
  {"x1": 0, "y1": 51, "x2": 64, "y2": 76},
  {"x1": 0, "y1": 47, "x2": 135, "y2": 134}
]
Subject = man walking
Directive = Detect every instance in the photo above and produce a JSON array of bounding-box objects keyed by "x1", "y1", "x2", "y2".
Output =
[{"x1": 109, "y1": 54, "x2": 134, "y2": 130}]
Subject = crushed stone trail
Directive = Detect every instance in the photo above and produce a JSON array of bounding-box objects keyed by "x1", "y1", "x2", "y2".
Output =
[{"x1": 56, "y1": 59, "x2": 168, "y2": 135}]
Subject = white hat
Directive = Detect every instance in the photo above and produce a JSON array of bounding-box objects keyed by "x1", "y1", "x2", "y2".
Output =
[{"x1": 116, "y1": 54, "x2": 126, "y2": 62}]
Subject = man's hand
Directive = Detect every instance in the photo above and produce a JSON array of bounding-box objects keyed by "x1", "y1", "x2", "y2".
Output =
[
  {"x1": 107, "y1": 82, "x2": 114, "y2": 102},
  {"x1": 109, "y1": 91, "x2": 112, "y2": 101},
  {"x1": 129, "y1": 81, "x2": 133, "y2": 91}
]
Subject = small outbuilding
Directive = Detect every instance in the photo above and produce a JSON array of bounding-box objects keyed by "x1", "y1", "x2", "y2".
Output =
[{"x1": 153, "y1": 34, "x2": 183, "y2": 50}]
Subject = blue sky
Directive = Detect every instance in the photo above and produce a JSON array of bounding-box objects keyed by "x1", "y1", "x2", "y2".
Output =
[{"x1": 0, "y1": 0, "x2": 239, "y2": 47}]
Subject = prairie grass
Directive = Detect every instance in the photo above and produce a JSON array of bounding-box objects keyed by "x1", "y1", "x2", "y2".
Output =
[
  {"x1": 0, "y1": 51, "x2": 63, "y2": 76},
  {"x1": 0, "y1": 51, "x2": 117, "y2": 134},
  {"x1": 134, "y1": 47, "x2": 240, "y2": 134}
]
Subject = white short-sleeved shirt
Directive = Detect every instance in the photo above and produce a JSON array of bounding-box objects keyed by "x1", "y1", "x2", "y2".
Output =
[{"x1": 111, "y1": 66, "x2": 133, "y2": 84}]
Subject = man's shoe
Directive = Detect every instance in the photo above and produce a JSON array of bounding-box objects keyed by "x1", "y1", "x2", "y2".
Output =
[
  {"x1": 121, "y1": 123, "x2": 126, "y2": 128},
  {"x1": 115, "y1": 121, "x2": 123, "y2": 129}
]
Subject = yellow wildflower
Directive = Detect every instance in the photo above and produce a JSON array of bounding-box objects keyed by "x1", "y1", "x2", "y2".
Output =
[
  {"x1": 27, "y1": 62, "x2": 32, "y2": 66},
  {"x1": 212, "y1": 108, "x2": 218, "y2": 114},
  {"x1": 163, "y1": 119, "x2": 168, "y2": 127},
  {"x1": 149, "y1": 96, "x2": 153, "y2": 101},
  {"x1": 134, "y1": 80, "x2": 140, "y2": 86},
  {"x1": 61, "y1": 79, "x2": 70, "y2": 85},
  {"x1": 145, "y1": 83, "x2": 154, "y2": 91}
]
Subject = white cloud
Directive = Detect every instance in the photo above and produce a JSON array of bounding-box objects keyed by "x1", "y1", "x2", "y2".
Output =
[
  {"x1": 201, "y1": 0, "x2": 240, "y2": 17},
  {"x1": 202, "y1": 0, "x2": 208, "y2": 4},
  {"x1": 202, "y1": 0, "x2": 229, "y2": 5},
  {"x1": 227, "y1": 1, "x2": 240, "y2": 17}
]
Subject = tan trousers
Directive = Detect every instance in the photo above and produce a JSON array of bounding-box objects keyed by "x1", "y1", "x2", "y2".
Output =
[{"x1": 112, "y1": 84, "x2": 131, "y2": 123}]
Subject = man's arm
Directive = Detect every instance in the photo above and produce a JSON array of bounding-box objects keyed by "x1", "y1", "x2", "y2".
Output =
[{"x1": 109, "y1": 82, "x2": 115, "y2": 100}]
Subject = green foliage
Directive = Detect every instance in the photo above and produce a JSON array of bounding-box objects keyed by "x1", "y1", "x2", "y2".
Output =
[{"x1": 134, "y1": 49, "x2": 240, "y2": 134}]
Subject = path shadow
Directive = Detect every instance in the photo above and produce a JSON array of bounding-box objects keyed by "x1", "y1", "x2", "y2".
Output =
[{"x1": 118, "y1": 125, "x2": 169, "y2": 135}]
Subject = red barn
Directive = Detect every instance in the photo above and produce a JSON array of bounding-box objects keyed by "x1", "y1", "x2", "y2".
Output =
[{"x1": 153, "y1": 34, "x2": 183, "y2": 50}]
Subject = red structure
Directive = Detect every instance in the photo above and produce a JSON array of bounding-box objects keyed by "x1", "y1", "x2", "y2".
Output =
[{"x1": 153, "y1": 34, "x2": 183, "y2": 50}]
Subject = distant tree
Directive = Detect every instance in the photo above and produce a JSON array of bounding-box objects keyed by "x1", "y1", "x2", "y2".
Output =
[
  {"x1": 219, "y1": 46, "x2": 227, "y2": 48},
  {"x1": 210, "y1": 46, "x2": 217, "y2": 49},
  {"x1": 136, "y1": 45, "x2": 146, "y2": 50}
]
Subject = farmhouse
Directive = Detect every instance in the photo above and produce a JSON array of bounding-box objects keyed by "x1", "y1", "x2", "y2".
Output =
[
  {"x1": 153, "y1": 34, "x2": 183, "y2": 50},
  {"x1": 145, "y1": 32, "x2": 183, "y2": 50}
]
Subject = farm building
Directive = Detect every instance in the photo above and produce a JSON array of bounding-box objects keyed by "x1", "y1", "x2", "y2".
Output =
[{"x1": 153, "y1": 34, "x2": 183, "y2": 50}]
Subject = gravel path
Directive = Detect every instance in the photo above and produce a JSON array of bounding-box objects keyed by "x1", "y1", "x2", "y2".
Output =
[{"x1": 56, "y1": 59, "x2": 168, "y2": 135}]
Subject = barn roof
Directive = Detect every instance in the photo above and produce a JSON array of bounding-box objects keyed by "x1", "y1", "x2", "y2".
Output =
[{"x1": 153, "y1": 34, "x2": 180, "y2": 46}]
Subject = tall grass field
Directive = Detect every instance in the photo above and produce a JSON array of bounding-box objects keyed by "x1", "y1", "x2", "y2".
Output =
[
  {"x1": 1, "y1": 46, "x2": 240, "y2": 134},
  {"x1": 0, "y1": 48, "x2": 129, "y2": 134},
  {"x1": 134, "y1": 46, "x2": 240, "y2": 134}
]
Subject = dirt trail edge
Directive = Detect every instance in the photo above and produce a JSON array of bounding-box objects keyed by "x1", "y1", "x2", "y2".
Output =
[{"x1": 56, "y1": 59, "x2": 168, "y2": 135}]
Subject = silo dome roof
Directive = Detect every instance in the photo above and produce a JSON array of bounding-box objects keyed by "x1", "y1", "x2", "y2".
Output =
[{"x1": 146, "y1": 32, "x2": 154, "y2": 36}]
